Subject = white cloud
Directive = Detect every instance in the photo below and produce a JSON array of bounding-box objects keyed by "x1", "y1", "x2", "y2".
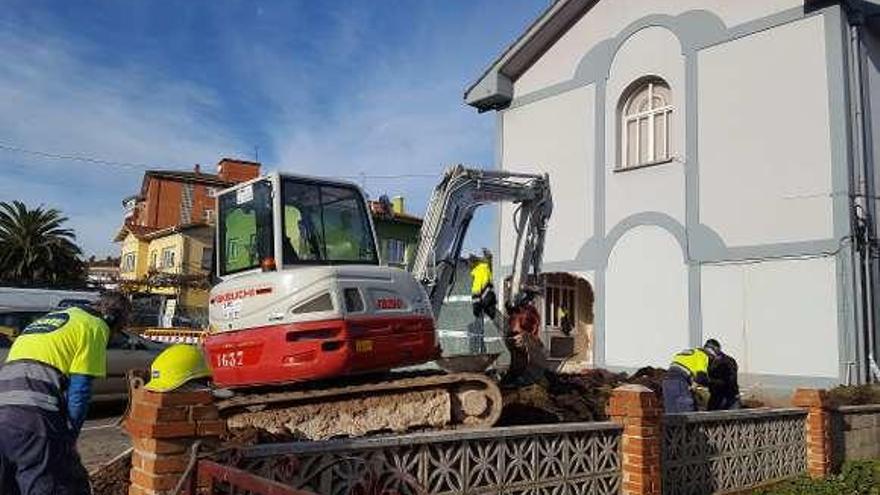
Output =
[{"x1": 0, "y1": 22, "x2": 250, "y2": 256}]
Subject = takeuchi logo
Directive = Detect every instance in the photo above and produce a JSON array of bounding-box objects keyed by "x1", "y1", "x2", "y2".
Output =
[
  {"x1": 375, "y1": 297, "x2": 404, "y2": 310},
  {"x1": 211, "y1": 287, "x2": 272, "y2": 304}
]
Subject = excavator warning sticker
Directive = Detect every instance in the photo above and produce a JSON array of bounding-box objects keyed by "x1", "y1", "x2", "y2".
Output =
[
  {"x1": 221, "y1": 300, "x2": 242, "y2": 320},
  {"x1": 236, "y1": 185, "x2": 253, "y2": 204}
]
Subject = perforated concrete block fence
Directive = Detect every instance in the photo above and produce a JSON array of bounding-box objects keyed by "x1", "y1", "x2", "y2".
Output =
[
  {"x1": 234, "y1": 422, "x2": 624, "y2": 495},
  {"x1": 119, "y1": 385, "x2": 876, "y2": 495}
]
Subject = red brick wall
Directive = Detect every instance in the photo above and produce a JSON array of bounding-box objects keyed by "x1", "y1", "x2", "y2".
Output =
[
  {"x1": 141, "y1": 179, "x2": 185, "y2": 229},
  {"x1": 217, "y1": 159, "x2": 259, "y2": 184}
]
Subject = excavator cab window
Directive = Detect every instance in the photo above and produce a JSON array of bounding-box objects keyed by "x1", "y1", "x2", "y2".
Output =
[
  {"x1": 280, "y1": 178, "x2": 378, "y2": 265},
  {"x1": 217, "y1": 179, "x2": 274, "y2": 275}
]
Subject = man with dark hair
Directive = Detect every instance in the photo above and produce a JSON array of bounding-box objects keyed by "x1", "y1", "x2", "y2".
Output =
[
  {"x1": 0, "y1": 291, "x2": 131, "y2": 495},
  {"x1": 704, "y1": 338, "x2": 740, "y2": 410}
]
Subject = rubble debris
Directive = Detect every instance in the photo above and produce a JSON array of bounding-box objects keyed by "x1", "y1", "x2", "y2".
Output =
[
  {"x1": 88, "y1": 448, "x2": 132, "y2": 495},
  {"x1": 498, "y1": 367, "x2": 665, "y2": 425},
  {"x1": 828, "y1": 384, "x2": 880, "y2": 406}
]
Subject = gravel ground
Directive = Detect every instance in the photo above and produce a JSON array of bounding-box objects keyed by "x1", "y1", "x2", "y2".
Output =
[{"x1": 79, "y1": 402, "x2": 131, "y2": 472}]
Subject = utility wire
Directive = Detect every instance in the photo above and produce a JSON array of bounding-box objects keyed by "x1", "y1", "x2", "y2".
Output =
[{"x1": 0, "y1": 140, "x2": 443, "y2": 180}]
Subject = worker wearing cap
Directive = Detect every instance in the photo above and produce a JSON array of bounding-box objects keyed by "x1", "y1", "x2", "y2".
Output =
[
  {"x1": 705, "y1": 339, "x2": 740, "y2": 410},
  {"x1": 0, "y1": 292, "x2": 130, "y2": 495},
  {"x1": 144, "y1": 344, "x2": 212, "y2": 393},
  {"x1": 662, "y1": 342, "x2": 719, "y2": 413}
]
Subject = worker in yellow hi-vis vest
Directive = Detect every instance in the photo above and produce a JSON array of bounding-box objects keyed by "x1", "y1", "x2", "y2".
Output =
[
  {"x1": 662, "y1": 341, "x2": 721, "y2": 413},
  {"x1": 469, "y1": 249, "x2": 496, "y2": 355}
]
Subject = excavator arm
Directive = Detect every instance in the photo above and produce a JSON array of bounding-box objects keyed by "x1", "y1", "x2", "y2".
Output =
[{"x1": 411, "y1": 165, "x2": 553, "y2": 380}]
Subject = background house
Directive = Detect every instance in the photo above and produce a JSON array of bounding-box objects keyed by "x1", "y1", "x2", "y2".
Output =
[
  {"x1": 467, "y1": 0, "x2": 880, "y2": 397},
  {"x1": 369, "y1": 195, "x2": 422, "y2": 269},
  {"x1": 116, "y1": 158, "x2": 260, "y2": 327}
]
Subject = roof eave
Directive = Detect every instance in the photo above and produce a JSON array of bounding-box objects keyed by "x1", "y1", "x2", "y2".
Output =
[{"x1": 464, "y1": 0, "x2": 599, "y2": 112}]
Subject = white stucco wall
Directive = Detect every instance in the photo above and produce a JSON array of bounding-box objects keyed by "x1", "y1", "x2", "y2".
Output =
[
  {"x1": 604, "y1": 26, "x2": 686, "y2": 231},
  {"x1": 605, "y1": 226, "x2": 689, "y2": 368},
  {"x1": 500, "y1": 84, "x2": 595, "y2": 264},
  {"x1": 698, "y1": 15, "x2": 834, "y2": 247},
  {"x1": 701, "y1": 256, "x2": 840, "y2": 379},
  {"x1": 514, "y1": 0, "x2": 803, "y2": 97}
]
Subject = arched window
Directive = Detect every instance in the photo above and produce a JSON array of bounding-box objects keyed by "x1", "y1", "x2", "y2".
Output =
[{"x1": 620, "y1": 79, "x2": 672, "y2": 169}]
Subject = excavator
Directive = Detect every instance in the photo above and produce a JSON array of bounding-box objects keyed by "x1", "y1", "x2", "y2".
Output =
[{"x1": 203, "y1": 165, "x2": 552, "y2": 439}]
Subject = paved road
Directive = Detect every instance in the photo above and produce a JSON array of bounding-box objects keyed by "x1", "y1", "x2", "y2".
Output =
[{"x1": 79, "y1": 402, "x2": 131, "y2": 472}]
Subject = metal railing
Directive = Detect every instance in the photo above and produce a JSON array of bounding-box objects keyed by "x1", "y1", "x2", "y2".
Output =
[
  {"x1": 196, "y1": 459, "x2": 316, "y2": 495},
  {"x1": 234, "y1": 422, "x2": 623, "y2": 495},
  {"x1": 661, "y1": 408, "x2": 807, "y2": 495}
]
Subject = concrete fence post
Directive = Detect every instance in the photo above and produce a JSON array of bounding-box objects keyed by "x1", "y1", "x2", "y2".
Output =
[
  {"x1": 606, "y1": 384, "x2": 663, "y2": 495},
  {"x1": 792, "y1": 388, "x2": 834, "y2": 478},
  {"x1": 124, "y1": 387, "x2": 226, "y2": 495}
]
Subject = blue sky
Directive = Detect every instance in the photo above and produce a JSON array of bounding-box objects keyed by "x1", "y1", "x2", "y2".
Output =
[{"x1": 0, "y1": 1, "x2": 546, "y2": 257}]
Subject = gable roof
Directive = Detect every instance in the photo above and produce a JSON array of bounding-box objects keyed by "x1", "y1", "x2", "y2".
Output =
[
  {"x1": 113, "y1": 223, "x2": 161, "y2": 242},
  {"x1": 141, "y1": 170, "x2": 234, "y2": 192},
  {"x1": 465, "y1": 0, "x2": 598, "y2": 112}
]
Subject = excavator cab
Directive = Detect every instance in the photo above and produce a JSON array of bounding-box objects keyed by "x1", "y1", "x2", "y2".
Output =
[
  {"x1": 206, "y1": 173, "x2": 437, "y2": 388},
  {"x1": 215, "y1": 174, "x2": 379, "y2": 276}
]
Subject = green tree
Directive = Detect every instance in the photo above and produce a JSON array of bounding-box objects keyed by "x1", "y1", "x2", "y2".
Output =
[{"x1": 0, "y1": 200, "x2": 86, "y2": 286}]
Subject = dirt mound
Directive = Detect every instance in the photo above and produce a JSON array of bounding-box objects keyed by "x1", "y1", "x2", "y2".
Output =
[
  {"x1": 828, "y1": 384, "x2": 880, "y2": 406},
  {"x1": 89, "y1": 449, "x2": 131, "y2": 495},
  {"x1": 498, "y1": 367, "x2": 666, "y2": 425}
]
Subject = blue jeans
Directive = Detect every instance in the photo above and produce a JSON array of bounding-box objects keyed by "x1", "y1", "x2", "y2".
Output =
[{"x1": 662, "y1": 375, "x2": 696, "y2": 413}]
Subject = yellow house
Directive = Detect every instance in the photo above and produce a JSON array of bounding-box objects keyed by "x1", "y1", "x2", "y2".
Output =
[{"x1": 114, "y1": 223, "x2": 213, "y2": 326}]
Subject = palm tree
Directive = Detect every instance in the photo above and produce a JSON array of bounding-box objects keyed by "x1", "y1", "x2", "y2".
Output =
[{"x1": 0, "y1": 201, "x2": 85, "y2": 286}]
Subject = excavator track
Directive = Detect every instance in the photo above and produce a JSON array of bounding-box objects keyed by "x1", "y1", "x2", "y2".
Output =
[{"x1": 218, "y1": 371, "x2": 502, "y2": 441}]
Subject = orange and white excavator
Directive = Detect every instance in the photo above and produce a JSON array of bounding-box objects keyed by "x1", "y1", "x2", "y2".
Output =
[{"x1": 203, "y1": 165, "x2": 552, "y2": 438}]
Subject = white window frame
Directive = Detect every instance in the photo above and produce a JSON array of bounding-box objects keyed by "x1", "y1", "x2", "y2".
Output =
[
  {"x1": 620, "y1": 80, "x2": 673, "y2": 169},
  {"x1": 543, "y1": 281, "x2": 576, "y2": 330},
  {"x1": 204, "y1": 208, "x2": 215, "y2": 224},
  {"x1": 122, "y1": 253, "x2": 136, "y2": 273},
  {"x1": 161, "y1": 248, "x2": 176, "y2": 270},
  {"x1": 386, "y1": 238, "x2": 406, "y2": 265}
]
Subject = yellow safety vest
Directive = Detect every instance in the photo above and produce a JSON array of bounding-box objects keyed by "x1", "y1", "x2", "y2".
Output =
[
  {"x1": 671, "y1": 348, "x2": 710, "y2": 378},
  {"x1": 7, "y1": 307, "x2": 109, "y2": 377},
  {"x1": 470, "y1": 261, "x2": 492, "y2": 296}
]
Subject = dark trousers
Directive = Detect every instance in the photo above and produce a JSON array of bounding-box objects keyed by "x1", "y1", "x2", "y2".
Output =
[
  {"x1": 662, "y1": 374, "x2": 696, "y2": 414},
  {"x1": 0, "y1": 406, "x2": 90, "y2": 495}
]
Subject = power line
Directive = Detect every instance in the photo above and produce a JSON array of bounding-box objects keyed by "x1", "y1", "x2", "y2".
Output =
[
  {"x1": 0, "y1": 140, "x2": 443, "y2": 180},
  {"x1": 0, "y1": 142, "x2": 150, "y2": 170}
]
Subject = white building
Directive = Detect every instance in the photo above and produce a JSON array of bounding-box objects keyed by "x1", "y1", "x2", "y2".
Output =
[{"x1": 467, "y1": 0, "x2": 880, "y2": 395}]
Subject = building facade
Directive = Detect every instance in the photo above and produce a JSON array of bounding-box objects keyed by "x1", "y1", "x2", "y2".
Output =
[
  {"x1": 124, "y1": 158, "x2": 260, "y2": 230},
  {"x1": 369, "y1": 196, "x2": 423, "y2": 269},
  {"x1": 115, "y1": 223, "x2": 213, "y2": 327},
  {"x1": 467, "y1": 0, "x2": 880, "y2": 393},
  {"x1": 116, "y1": 158, "x2": 259, "y2": 328}
]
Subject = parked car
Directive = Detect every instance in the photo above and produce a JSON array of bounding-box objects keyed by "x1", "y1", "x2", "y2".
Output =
[{"x1": 0, "y1": 330, "x2": 165, "y2": 403}]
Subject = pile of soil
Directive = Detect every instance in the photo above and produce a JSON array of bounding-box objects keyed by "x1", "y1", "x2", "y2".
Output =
[
  {"x1": 828, "y1": 384, "x2": 880, "y2": 406},
  {"x1": 498, "y1": 367, "x2": 666, "y2": 426},
  {"x1": 89, "y1": 449, "x2": 131, "y2": 495}
]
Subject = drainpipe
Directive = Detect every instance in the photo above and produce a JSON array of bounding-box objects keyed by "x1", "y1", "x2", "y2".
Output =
[{"x1": 844, "y1": 1, "x2": 877, "y2": 383}]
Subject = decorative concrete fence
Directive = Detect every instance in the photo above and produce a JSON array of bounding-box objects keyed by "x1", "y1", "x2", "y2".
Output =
[
  {"x1": 236, "y1": 422, "x2": 623, "y2": 495},
  {"x1": 121, "y1": 385, "x2": 880, "y2": 495},
  {"x1": 661, "y1": 409, "x2": 806, "y2": 495}
]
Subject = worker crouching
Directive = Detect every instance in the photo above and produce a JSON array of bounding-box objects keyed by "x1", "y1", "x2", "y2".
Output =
[{"x1": 0, "y1": 292, "x2": 131, "y2": 495}]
